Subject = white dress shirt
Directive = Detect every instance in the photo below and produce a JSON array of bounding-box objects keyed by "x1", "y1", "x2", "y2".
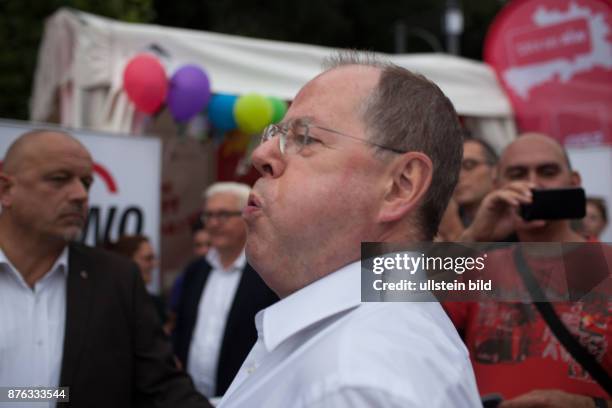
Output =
[
  {"x1": 0, "y1": 247, "x2": 68, "y2": 408},
  {"x1": 188, "y1": 248, "x2": 245, "y2": 397},
  {"x1": 219, "y1": 261, "x2": 481, "y2": 408}
]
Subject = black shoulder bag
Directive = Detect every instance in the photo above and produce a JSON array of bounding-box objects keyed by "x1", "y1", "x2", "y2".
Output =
[{"x1": 513, "y1": 248, "x2": 612, "y2": 395}]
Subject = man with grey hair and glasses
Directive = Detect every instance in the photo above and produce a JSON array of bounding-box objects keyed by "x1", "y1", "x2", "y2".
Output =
[
  {"x1": 173, "y1": 182, "x2": 277, "y2": 399},
  {"x1": 217, "y1": 53, "x2": 480, "y2": 407}
]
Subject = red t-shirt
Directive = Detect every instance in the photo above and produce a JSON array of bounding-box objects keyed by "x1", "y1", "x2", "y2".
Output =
[{"x1": 444, "y1": 244, "x2": 612, "y2": 400}]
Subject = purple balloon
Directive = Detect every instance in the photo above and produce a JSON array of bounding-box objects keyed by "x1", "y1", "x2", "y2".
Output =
[{"x1": 167, "y1": 65, "x2": 212, "y2": 122}]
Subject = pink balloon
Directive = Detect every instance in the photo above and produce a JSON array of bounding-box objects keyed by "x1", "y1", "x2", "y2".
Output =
[{"x1": 123, "y1": 54, "x2": 168, "y2": 114}]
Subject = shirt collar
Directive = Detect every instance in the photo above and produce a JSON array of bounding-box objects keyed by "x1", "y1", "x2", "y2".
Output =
[
  {"x1": 206, "y1": 247, "x2": 247, "y2": 272},
  {"x1": 0, "y1": 246, "x2": 69, "y2": 287},
  {"x1": 256, "y1": 260, "x2": 362, "y2": 352}
]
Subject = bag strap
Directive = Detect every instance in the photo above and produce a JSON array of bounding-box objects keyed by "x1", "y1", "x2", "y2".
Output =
[{"x1": 513, "y1": 247, "x2": 612, "y2": 395}]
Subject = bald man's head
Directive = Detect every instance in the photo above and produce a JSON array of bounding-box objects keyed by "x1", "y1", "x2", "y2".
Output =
[
  {"x1": 500, "y1": 133, "x2": 571, "y2": 171},
  {"x1": 0, "y1": 129, "x2": 94, "y2": 242},
  {"x1": 497, "y1": 132, "x2": 579, "y2": 189},
  {"x1": 3, "y1": 130, "x2": 91, "y2": 175}
]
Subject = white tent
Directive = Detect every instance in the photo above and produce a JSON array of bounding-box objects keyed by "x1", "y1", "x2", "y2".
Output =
[{"x1": 31, "y1": 8, "x2": 516, "y2": 151}]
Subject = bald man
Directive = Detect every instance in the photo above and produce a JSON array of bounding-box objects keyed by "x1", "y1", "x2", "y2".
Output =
[
  {"x1": 0, "y1": 130, "x2": 210, "y2": 408},
  {"x1": 448, "y1": 133, "x2": 612, "y2": 407},
  {"x1": 460, "y1": 132, "x2": 583, "y2": 243}
]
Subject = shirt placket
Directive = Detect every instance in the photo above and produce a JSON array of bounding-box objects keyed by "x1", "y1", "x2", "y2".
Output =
[{"x1": 31, "y1": 281, "x2": 50, "y2": 388}]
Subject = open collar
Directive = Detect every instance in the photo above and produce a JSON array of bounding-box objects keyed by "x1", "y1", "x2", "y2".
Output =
[{"x1": 256, "y1": 261, "x2": 362, "y2": 352}]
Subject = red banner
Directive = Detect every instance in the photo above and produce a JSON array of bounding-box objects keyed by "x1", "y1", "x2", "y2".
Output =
[{"x1": 485, "y1": 0, "x2": 612, "y2": 147}]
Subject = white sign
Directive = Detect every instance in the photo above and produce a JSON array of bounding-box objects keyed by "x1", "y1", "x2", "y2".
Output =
[{"x1": 0, "y1": 120, "x2": 162, "y2": 291}]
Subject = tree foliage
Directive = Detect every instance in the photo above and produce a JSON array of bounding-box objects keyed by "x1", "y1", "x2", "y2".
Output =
[
  {"x1": 153, "y1": 0, "x2": 504, "y2": 56},
  {"x1": 0, "y1": 0, "x2": 153, "y2": 120},
  {"x1": 0, "y1": 0, "x2": 504, "y2": 121}
]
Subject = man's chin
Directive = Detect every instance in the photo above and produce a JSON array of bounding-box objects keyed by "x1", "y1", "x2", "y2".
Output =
[{"x1": 60, "y1": 227, "x2": 83, "y2": 243}]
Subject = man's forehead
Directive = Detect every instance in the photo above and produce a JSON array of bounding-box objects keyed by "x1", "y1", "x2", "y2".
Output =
[
  {"x1": 25, "y1": 133, "x2": 91, "y2": 160},
  {"x1": 500, "y1": 135, "x2": 567, "y2": 169},
  {"x1": 463, "y1": 140, "x2": 486, "y2": 158},
  {"x1": 303, "y1": 65, "x2": 379, "y2": 95},
  {"x1": 288, "y1": 65, "x2": 380, "y2": 128}
]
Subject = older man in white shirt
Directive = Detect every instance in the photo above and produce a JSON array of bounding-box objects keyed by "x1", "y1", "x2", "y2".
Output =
[
  {"x1": 218, "y1": 53, "x2": 480, "y2": 407},
  {"x1": 174, "y1": 183, "x2": 278, "y2": 398}
]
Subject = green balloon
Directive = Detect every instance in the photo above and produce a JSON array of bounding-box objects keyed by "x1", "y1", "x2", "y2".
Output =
[
  {"x1": 234, "y1": 93, "x2": 273, "y2": 134},
  {"x1": 268, "y1": 97, "x2": 288, "y2": 123}
]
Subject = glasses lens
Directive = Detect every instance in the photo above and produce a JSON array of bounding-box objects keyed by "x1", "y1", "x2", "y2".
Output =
[
  {"x1": 283, "y1": 121, "x2": 309, "y2": 155},
  {"x1": 279, "y1": 127, "x2": 286, "y2": 154},
  {"x1": 202, "y1": 211, "x2": 242, "y2": 223},
  {"x1": 261, "y1": 125, "x2": 274, "y2": 144}
]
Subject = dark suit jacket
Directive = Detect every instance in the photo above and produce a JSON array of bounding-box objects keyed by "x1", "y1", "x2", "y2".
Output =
[
  {"x1": 173, "y1": 257, "x2": 278, "y2": 397},
  {"x1": 59, "y1": 243, "x2": 211, "y2": 408}
]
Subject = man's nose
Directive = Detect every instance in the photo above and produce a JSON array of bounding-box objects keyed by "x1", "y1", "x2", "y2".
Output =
[
  {"x1": 251, "y1": 136, "x2": 286, "y2": 179},
  {"x1": 527, "y1": 170, "x2": 541, "y2": 187},
  {"x1": 69, "y1": 178, "x2": 89, "y2": 202},
  {"x1": 206, "y1": 216, "x2": 222, "y2": 228}
]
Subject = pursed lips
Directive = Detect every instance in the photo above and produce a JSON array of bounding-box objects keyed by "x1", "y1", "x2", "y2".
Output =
[{"x1": 244, "y1": 193, "x2": 263, "y2": 217}]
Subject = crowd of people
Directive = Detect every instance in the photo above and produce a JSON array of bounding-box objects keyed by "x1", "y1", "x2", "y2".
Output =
[{"x1": 0, "y1": 51, "x2": 610, "y2": 408}]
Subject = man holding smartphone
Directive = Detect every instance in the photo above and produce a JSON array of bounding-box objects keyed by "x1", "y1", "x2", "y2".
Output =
[
  {"x1": 459, "y1": 132, "x2": 583, "y2": 243},
  {"x1": 448, "y1": 133, "x2": 611, "y2": 407}
]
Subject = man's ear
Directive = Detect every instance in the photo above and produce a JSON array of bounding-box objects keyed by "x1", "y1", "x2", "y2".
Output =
[
  {"x1": 0, "y1": 173, "x2": 15, "y2": 207},
  {"x1": 378, "y1": 152, "x2": 432, "y2": 223}
]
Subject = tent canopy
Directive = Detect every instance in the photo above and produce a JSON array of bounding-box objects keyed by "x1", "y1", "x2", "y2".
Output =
[{"x1": 31, "y1": 8, "x2": 515, "y2": 147}]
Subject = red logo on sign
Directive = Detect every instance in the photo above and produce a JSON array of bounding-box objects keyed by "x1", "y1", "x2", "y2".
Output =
[{"x1": 93, "y1": 163, "x2": 118, "y2": 193}]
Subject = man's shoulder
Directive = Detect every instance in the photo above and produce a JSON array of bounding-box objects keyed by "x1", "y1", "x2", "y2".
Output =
[
  {"x1": 335, "y1": 302, "x2": 467, "y2": 357},
  {"x1": 69, "y1": 242, "x2": 138, "y2": 278},
  {"x1": 282, "y1": 302, "x2": 476, "y2": 406},
  {"x1": 180, "y1": 256, "x2": 212, "y2": 279},
  {"x1": 292, "y1": 302, "x2": 469, "y2": 377}
]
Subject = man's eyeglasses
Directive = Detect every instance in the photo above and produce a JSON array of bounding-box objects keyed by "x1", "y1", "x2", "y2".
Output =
[
  {"x1": 461, "y1": 159, "x2": 493, "y2": 172},
  {"x1": 260, "y1": 118, "x2": 407, "y2": 155},
  {"x1": 201, "y1": 211, "x2": 242, "y2": 223}
]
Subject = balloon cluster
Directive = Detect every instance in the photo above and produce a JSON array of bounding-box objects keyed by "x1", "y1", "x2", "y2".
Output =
[{"x1": 123, "y1": 53, "x2": 288, "y2": 134}]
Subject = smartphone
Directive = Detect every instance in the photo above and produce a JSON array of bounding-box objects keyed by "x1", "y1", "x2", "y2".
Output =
[
  {"x1": 481, "y1": 394, "x2": 503, "y2": 408},
  {"x1": 520, "y1": 187, "x2": 586, "y2": 221}
]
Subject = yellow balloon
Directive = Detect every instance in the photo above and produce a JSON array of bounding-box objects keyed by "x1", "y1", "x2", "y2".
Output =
[{"x1": 234, "y1": 93, "x2": 273, "y2": 134}]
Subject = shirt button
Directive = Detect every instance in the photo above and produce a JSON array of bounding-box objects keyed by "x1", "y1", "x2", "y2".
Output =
[
  {"x1": 37, "y1": 340, "x2": 43, "y2": 346},
  {"x1": 246, "y1": 365, "x2": 256, "y2": 374}
]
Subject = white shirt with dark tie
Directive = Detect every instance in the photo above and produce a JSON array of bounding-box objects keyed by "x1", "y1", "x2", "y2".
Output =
[
  {"x1": 187, "y1": 248, "x2": 245, "y2": 397},
  {"x1": 0, "y1": 247, "x2": 68, "y2": 408}
]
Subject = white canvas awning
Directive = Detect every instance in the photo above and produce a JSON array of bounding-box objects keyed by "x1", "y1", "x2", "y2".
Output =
[{"x1": 31, "y1": 8, "x2": 516, "y2": 150}]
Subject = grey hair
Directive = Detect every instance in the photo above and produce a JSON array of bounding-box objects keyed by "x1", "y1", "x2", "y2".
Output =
[
  {"x1": 203, "y1": 182, "x2": 251, "y2": 209},
  {"x1": 323, "y1": 50, "x2": 463, "y2": 240}
]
